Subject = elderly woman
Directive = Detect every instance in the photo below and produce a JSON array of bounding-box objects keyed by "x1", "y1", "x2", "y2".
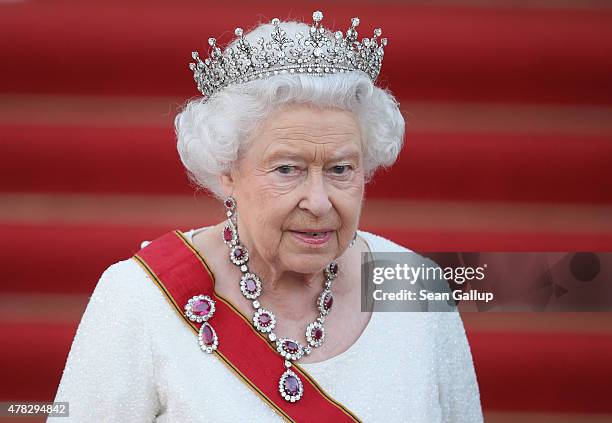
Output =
[{"x1": 50, "y1": 11, "x2": 482, "y2": 423}]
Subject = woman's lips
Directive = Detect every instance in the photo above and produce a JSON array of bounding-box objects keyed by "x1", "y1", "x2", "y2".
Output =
[{"x1": 290, "y1": 230, "x2": 333, "y2": 245}]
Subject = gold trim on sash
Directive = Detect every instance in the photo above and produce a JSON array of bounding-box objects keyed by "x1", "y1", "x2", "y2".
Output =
[{"x1": 132, "y1": 253, "x2": 295, "y2": 423}]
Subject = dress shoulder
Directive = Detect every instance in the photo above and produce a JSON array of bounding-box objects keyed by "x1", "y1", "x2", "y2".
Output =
[
  {"x1": 97, "y1": 257, "x2": 166, "y2": 301},
  {"x1": 357, "y1": 230, "x2": 414, "y2": 253}
]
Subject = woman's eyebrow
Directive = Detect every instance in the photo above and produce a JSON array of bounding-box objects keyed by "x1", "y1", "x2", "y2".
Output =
[
  {"x1": 262, "y1": 146, "x2": 362, "y2": 163},
  {"x1": 329, "y1": 149, "x2": 361, "y2": 162},
  {"x1": 262, "y1": 148, "x2": 307, "y2": 163}
]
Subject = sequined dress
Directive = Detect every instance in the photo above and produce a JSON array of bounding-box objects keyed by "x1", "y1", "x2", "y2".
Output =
[{"x1": 48, "y1": 228, "x2": 483, "y2": 422}]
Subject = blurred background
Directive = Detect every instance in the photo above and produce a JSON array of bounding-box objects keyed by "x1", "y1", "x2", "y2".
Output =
[{"x1": 1, "y1": 0, "x2": 611, "y2": 422}]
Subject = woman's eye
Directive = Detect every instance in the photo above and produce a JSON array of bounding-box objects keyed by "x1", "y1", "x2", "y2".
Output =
[
  {"x1": 276, "y1": 165, "x2": 296, "y2": 175},
  {"x1": 330, "y1": 165, "x2": 351, "y2": 175}
]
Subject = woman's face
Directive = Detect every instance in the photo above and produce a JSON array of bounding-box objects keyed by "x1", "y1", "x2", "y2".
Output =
[{"x1": 221, "y1": 104, "x2": 365, "y2": 276}]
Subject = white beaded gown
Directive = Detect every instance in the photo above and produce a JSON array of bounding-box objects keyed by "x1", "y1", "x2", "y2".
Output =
[{"x1": 48, "y1": 228, "x2": 483, "y2": 422}]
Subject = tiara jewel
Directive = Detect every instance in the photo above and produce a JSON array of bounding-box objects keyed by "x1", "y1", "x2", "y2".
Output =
[{"x1": 189, "y1": 10, "x2": 387, "y2": 100}]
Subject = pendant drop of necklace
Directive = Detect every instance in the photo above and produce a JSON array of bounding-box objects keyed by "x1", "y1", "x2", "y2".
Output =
[{"x1": 222, "y1": 196, "x2": 336, "y2": 402}]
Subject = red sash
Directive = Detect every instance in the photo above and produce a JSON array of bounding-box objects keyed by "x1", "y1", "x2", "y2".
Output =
[{"x1": 132, "y1": 230, "x2": 361, "y2": 423}]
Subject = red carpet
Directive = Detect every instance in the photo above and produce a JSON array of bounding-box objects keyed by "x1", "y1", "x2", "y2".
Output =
[
  {"x1": 0, "y1": 2, "x2": 611, "y2": 105},
  {"x1": 2, "y1": 125, "x2": 611, "y2": 203},
  {"x1": 2, "y1": 319, "x2": 611, "y2": 415},
  {"x1": 469, "y1": 331, "x2": 612, "y2": 414},
  {"x1": 0, "y1": 322, "x2": 78, "y2": 401},
  {"x1": 2, "y1": 222, "x2": 611, "y2": 295}
]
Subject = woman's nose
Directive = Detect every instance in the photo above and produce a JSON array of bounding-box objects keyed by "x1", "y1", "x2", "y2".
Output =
[{"x1": 298, "y1": 171, "x2": 332, "y2": 217}]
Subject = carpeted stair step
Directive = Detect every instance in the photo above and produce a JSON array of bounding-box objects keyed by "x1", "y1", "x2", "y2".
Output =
[
  {"x1": 2, "y1": 222, "x2": 611, "y2": 295},
  {"x1": 2, "y1": 124, "x2": 611, "y2": 203},
  {"x1": 1, "y1": 318, "x2": 611, "y2": 415},
  {"x1": 0, "y1": 2, "x2": 611, "y2": 104}
]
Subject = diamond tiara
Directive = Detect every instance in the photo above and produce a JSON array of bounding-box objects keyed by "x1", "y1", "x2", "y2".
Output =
[{"x1": 189, "y1": 10, "x2": 387, "y2": 100}]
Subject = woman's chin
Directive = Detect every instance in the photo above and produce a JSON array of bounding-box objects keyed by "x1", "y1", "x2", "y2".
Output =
[{"x1": 282, "y1": 253, "x2": 336, "y2": 275}]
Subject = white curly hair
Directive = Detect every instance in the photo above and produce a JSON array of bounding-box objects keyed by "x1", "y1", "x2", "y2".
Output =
[{"x1": 174, "y1": 20, "x2": 405, "y2": 198}]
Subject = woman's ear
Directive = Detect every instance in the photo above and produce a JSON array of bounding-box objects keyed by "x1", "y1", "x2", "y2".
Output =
[{"x1": 218, "y1": 172, "x2": 235, "y2": 197}]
